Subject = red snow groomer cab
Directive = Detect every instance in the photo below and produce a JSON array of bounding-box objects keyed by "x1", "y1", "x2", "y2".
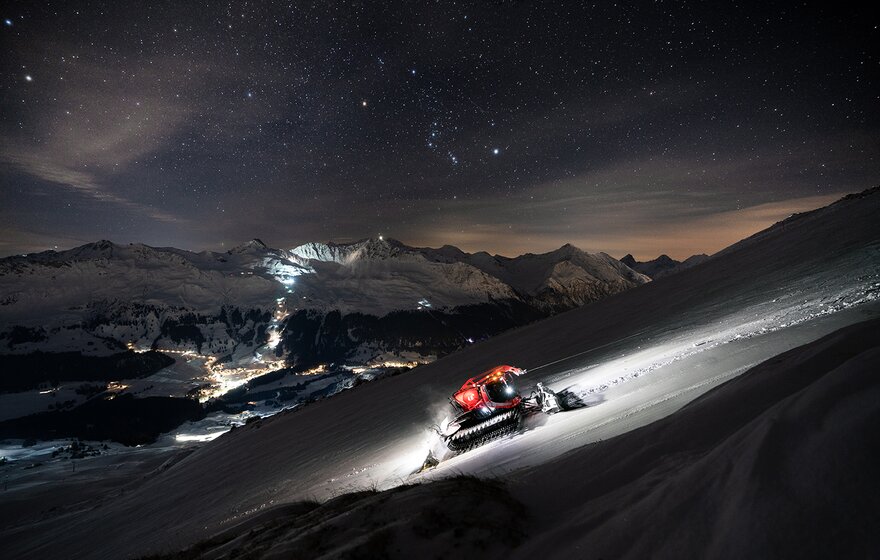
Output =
[
  {"x1": 451, "y1": 364, "x2": 525, "y2": 413},
  {"x1": 439, "y1": 365, "x2": 545, "y2": 452}
]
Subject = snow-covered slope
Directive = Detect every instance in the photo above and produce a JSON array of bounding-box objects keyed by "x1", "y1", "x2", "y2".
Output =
[{"x1": 3, "y1": 189, "x2": 877, "y2": 559}]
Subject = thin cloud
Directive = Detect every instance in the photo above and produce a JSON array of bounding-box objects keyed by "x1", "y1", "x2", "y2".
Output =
[{"x1": 2, "y1": 147, "x2": 183, "y2": 224}]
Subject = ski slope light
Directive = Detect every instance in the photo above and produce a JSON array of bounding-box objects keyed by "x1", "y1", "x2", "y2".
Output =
[
  {"x1": 267, "y1": 331, "x2": 282, "y2": 349},
  {"x1": 175, "y1": 432, "x2": 225, "y2": 443}
]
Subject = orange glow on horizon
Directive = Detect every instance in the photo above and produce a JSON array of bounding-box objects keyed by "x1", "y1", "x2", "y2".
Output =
[{"x1": 412, "y1": 193, "x2": 845, "y2": 261}]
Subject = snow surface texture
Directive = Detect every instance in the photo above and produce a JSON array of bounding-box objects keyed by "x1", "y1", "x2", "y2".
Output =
[{"x1": 2, "y1": 188, "x2": 879, "y2": 559}]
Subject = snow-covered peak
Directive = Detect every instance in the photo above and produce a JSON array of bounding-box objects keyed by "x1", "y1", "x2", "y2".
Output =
[
  {"x1": 228, "y1": 238, "x2": 269, "y2": 254},
  {"x1": 72, "y1": 239, "x2": 117, "y2": 255},
  {"x1": 290, "y1": 242, "x2": 347, "y2": 263},
  {"x1": 32, "y1": 239, "x2": 120, "y2": 262},
  {"x1": 345, "y1": 237, "x2": 407, "y2": 261},
  {"x1": 291, "y1": 238, "x2": 408, "y2": 264},
  {"x1": 416, "y1": 244, "x2": 471, "y2": 264}
]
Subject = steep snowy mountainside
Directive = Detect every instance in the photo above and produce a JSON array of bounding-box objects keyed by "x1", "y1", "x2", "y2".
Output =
[{"x1": 620, "y1": 252, "x2": 710, "y2": 279}]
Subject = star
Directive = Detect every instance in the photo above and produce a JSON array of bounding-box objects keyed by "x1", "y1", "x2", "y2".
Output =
[
  {"x1": 361, "y1": 100, "x2": 368, "y2": 107},
  {"x1": 492, "y1": 148, "x2": 500, "y2": 155}
]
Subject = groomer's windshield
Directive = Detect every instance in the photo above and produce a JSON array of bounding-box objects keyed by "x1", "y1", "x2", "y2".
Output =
[{"x1": 485, "y1": 378, "x2": 517, "y2": 403}]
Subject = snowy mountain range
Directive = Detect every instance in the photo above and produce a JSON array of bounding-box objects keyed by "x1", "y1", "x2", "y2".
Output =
[
  {"x1": 0, "y1": 238, "x2": 648, "y2": 366},
  {"x1": 289, "y1": 238, "x2": 648, "y2": 314}
]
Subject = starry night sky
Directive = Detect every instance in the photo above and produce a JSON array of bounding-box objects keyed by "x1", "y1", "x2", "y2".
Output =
[{"x1": 1, "y1": 2, "x2": 877, "y2": 259}]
